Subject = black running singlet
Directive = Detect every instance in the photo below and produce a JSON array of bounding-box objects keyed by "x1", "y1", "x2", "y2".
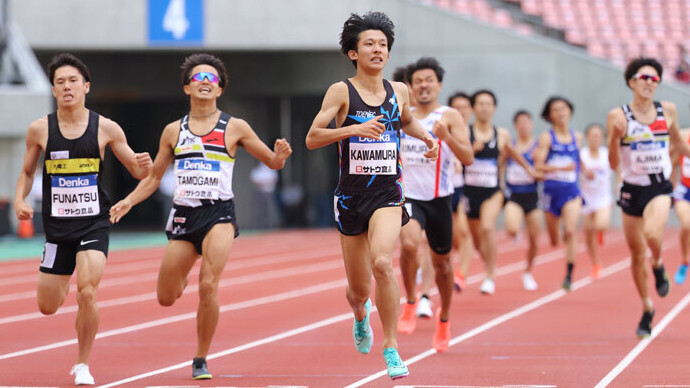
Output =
[
  {"x1": 337, "y1": 79, "x2": 403, "y2": 191},
  {"x1": 463, "y1": 125, "x2": 500, "y2": 196},
  {"x1": 42, "y1": 111, "x2": 111, "y2": 240}
]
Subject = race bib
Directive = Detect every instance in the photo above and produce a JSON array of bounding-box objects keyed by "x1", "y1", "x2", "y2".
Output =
[
  {"x1": 51, "y1": 174, "x2": 100, "y2": 217},
  {"x1": 545, "y1": 156, "x2": 577, "y2": 182},
  {"x1": 506, "y1": 162, "x2": 534, "y2": 186},
  {"x1": 175, "y1": 159, "x2": 221, "y2": 199},
  {"x1": 464, "y1": 158, "x2": 498, "y2": 187},
  {"x1": 682, "y1": 157, "x2": 690, "y2": 178},
  {"x1": 349, "y1": 132, "x2": 398, "y2": 175},
  {"x1": 630, "y1": 140, "x2": 667, "y2": 175},
  {"x1": 399, "y1": 135, "x2": 430, "y2": 166}
]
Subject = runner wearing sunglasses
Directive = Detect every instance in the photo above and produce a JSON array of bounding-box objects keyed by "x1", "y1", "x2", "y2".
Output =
[
  {"x1": 109, "y1": 53, "x2": 292, "y2": 379},
  {"x1": 14, "y1": 53, "x2": 153, "y2": 385},
  {"x1": 607, "y1": 57, "x2": 690, "y2": 338}
]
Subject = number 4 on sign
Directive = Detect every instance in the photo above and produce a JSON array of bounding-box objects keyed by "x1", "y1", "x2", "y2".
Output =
[{"x1": 162, "y1": 0, "x2": 190, "y2": 39}]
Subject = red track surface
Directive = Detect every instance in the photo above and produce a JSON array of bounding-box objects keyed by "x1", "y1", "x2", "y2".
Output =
[{"x1": 0, "y1": 228, "x2": 689, "y2": 388}]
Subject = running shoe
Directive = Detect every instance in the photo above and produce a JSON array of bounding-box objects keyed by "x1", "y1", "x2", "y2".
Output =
[
  {"x1": 522, "y1": 272, "x2": 538, "y2": 291},
  {"x1": 432, "y1": 308, "x2": 450, "y2": 353},
  {"x1": 636, "y1": 309, "x2": 655, "y2": 339},
  {"x1": 652, "y1": 264, "x2": 670, "y2": 297},
  {"x1": 590, "y1": 263, "x2": 602, "y2": 280},
  {"x1": 453, "y1": 269, "x2": 466, "y2": 292},
  {"x1": 562, "y1": 274, "x2": 572, "y2": 292},
  {"x1": 70, "y1": 363, "x2": 94, "y2": 386},
  {"x1": 397, "y1": 300, "x2": 417, "y2": 334},
  {"x1": 383, "y1": 347, "x2": 409, "y2": 380},
  {"x1": 675, "y1": 263, "x2": 688, "y2": 285},
  {"x1": 192, "y1": 357, "x2": 212, "y2": 380},
  {"x1": 479, "y1": 278, "x2": 495, "y2": 295},
  {"x1": 416, "y1": 296, "x2": 433, "y2": 318},
  {"x1": 353, "y1": 298, "x2": 373, "y2": 354}
]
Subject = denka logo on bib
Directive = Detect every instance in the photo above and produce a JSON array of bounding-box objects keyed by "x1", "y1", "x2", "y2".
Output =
[
  {"x1": 180, "y1": 159, "x2": 219, "y2": 171},
  {"x1": 358, "y1": 134, "x2": 391, "y2": 142},
  {"x1": 57, "y1": 176, "x2": 93, "y2": 187}
]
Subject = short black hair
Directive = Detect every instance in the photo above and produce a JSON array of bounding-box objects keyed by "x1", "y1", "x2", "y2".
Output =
[
  {"x1": 448, "y1": 91, "x2": 471, "y2": 107},
  {"x1": 47, "y1": 53, "x2": 91, "y2": 86},
  {"x1": 471, "y1": 89, "x2": 497, "y2": 107},
  {"x1": 392, "y1": 66, "x2": 406, "y2": 83},
  {"x1": 340, "y1": 12, "x2": 395, "y2": 68},
  {"x1": 513, "y1": 109, "x2": 532, "y2": 123},
  {"x1": 624, "y1": 57, "x2": 663, "y2": 87},
  {"x1": 408, "y1": 57, "x2": 445, "y2": 83},
  {"x1": 181, "y1": 53, "x2": 228, "y2": 90},
  {"x1": 404, "y1": 63, "x2": 415, "y2": 84},
  {"x1": 541, "y1": 96, "x2": 574, "y2": 123}
]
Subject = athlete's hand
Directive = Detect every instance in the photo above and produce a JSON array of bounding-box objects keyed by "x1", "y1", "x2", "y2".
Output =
[
  {"x1": 110, "y1": 199, "x2": 133, "y2": 224},
  {"x1": 134, "y1": 152, "x2": 153, "y2": 169},
  {"x1": 423, "y1": 135, "x2": 439, "y2": 161},
  {"x1": 529, "y1": 168, "x2": 544, "y2": 180},
  {"x1": 274, "y1": 138, "x2": 292, "y2": 160},
  {"x1": 472, "y1": 139, "x2": 485, "y2": 153},
  {"x1": 354, "y1": 115, "x2": 386, "y2": 140},
  {"x1": 14, "y1": 200, "x2": 33, "y2": 220},
  {"x1": 583, "y1": 167, "x2": 595, "y2": 180},
  {"x1": 454, "y1": 158, "x2": 463, "y2": 173},
  {"x1": 560, "y1": 163, "x2": 577, "y2": 171},
  {"x1": 432, "y1": 120, "x2": 450, "y2": 142}
]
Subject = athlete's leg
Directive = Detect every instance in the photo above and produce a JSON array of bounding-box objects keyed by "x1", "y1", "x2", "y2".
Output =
[
  {"x1": 36, "y1": 272, "x2": 71, "y2": 315},
  {"x1": 643, "y1": 195, "x2": 671, "y2": 267},
  {"x1": 157, "y1": 240, "x2": 200, "y2": 306},
  {"x1": 524, "y1": 209, "x2": 542, "y2": 272},
  {"x1": 594, "y1": 205, "x2": 612, "y2": 235},
  {"x1": 430, "y1": 250, "x2": 452, "y2": 320},
  {"x1": 73, "y1": 250, "x2": 106, "y2": 364},
  {"x1": 676, "y1": 200, "x2": 690, "y2": 265},
  {"x1": 476, "y1": 191, "x2": 504, "y2": 279},
  {"x1": 503, "y1": 201, "x2": 525, "y2": 239},
  {"x1": 622, "y1": 213, "x2": 653, "y2": 311},
  {"x1": 399, "y1": 219, "x2": 422, "y2": 302},
  {"x1": 561, "y1": 197, "x2": 582, "y2": 266},
  {"x1": 544, "y1": 211, "x2": 560, "y2": 247},
  {"x1": 368, "y1": 206, "x2": 404, "y2": 349},
  {"x1": 455, "y1": 206, "x2": 474, "y2": 277},
  {"x1": 419, "y1": 235, "x2": 435, "y2": 297},
  {"x1": 341, "y1": 233, "x2": 372, "y2": 322},
  {"x1": 583, "y1": 212, "x2": 598, "y2": 266}
]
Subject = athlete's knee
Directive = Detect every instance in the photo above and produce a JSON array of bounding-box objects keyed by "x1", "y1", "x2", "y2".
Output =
[
  {"x1": 432, "y1": 255, "x2": 452, "y2": 275},
  {"x1": 563, "y1": 227, "x2": 575, "y2": 242},
  {"x1": 400, "y1": 237, "x2": 418, "y2": 255},
  {"x1": 76, "y1": 285, "x2": 97, "y2": 308},
  {"x1": 157, "y1": 287, "x2": 178, "y2": 307},
  {"x1": 346, "y1": 285, "x2": 370, "y2": 304},
  {"x1": 37, "y1": 300, "x2": 60, "y2": 315},
  {"x1": 198, "y1": 278, "x2": 219, "y2": 302},
  {"x1": 643, "y1": 227, "x2": 662, "y2": 245},
  {"x1": 371, "y1": 257, "x2": 394, "y2": 279}
]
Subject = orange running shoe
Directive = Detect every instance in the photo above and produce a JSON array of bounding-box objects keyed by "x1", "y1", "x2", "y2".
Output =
[
  {"x1": 591, "y1": 263, "x2": 602, "y2": 280},
  {"x1": 397, "y1": 301, "x2": 417, "y2": 334},
  {"x1": 453, "y1": 269, "x2": 466, "y2": 292},
  {"x1": 432, "y1": 308, "x2": 450, "y2": 352}
]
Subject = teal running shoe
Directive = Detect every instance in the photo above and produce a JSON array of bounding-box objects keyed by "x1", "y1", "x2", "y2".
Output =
[
  {"x1": 383, "y1": 347, "x2": 409, "y2": 380},
  {"x1": 675, "y1": 264, "x2": 688, "y2": 285},
  {"x1": 353, "y1": 298, "x2": 373, "y2": 354}
]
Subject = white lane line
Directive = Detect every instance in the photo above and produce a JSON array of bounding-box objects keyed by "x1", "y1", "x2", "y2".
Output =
[
  {"x1": 343, "y1": 253, "x2": 642, "y2": 388},
  {"x1": 594, "y1": 290, "x2": 690, "y2": 388},
  {"x1": 92, "y1": 239, "x2": 631, "y2": 388},
  {"x1": 0, "y1": 260, "x2": 343, "y2": 325},
  {"x1": 393, "y1": 385, "x2": 558, "y2": 388}
]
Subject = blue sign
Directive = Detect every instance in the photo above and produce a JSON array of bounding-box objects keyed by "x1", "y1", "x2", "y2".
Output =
[{"x1": 148, "y1": 0, "x2": 204, "y2": 45}]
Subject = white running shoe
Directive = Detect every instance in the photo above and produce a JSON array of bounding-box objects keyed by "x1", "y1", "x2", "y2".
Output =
[
  {"x1": 70, "y1": 363, "x2": 95, "y2": 385},
  {"x1": 416, "y1": 296, "x2": 433, "y2": 318},
  {"x1": 479, "y1": 278, "x2": 495, "y2": 295},
  {"x1": 522, "y1": 272, "x2": 538, "y2": 291}
]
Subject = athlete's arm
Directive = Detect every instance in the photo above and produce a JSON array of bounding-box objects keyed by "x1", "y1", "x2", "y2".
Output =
[
  {"x1": 234, "y1": 118, "x2": 292, "y2": 170},
  {"x1": 306, "y1": 82, "x2": 384, "y2": 150},
  {"x1": 110, "y1": 123, "x2": 177, "y2": 223},
  {"x1": 14, "y1": 119, "x2": 46, "y2": 220},
  {"x1": 607, "y1": 108, "x2": 626, "y2": 170},
  {"x1": 576, "y1": 132, "x2": 594, "y2": 179},
  {"x1": 501, "y1": 128, "x2": 541, "y2": 179},
  {"x1": 532, "y1": 132, "x2": 552, "y2": 173},
  {"x1": 102, "y1": 118, "x2": 153, "y2": 180},
  {"x1": 437, "y1": 108, "x2": 473, "y2": 165},
  {"x1": 664, "y1": 101, "x2": 690, "y2": 160},
  {"x1": 395, "y1": 82, "x2": 438, "y2": 160}
]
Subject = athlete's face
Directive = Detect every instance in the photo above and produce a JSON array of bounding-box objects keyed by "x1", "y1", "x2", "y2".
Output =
[
  {"x1": 184, "y1": 64, "x2": 222, "y2": 100},
  {"x1": 52, "y1": 66, "x2": 89, "y2": 108},
  {"x1": 411, "y1": 68, "x2": 441, "y2": 106},
  {"x1": 450, "y1": 97, "x2": 473, "y2": 123},
  {"x1": 473, "y1": 93, "x2": 495, "y2": 122},
  {"x1": 514, "y1": 114, "x2": 533, "y2": 139},
  {"x1": 628, "y1": 65, "x2": 660, "y2": 99},
  {"x1": 349, "y1": 30, "x2": 389, "y2": 71},
  {"x1": 586, "y1": 125, "x2": 604, "y2": 149},
  {"x1": 548, "y1": 100, "x2": 572, "y2": 128}
]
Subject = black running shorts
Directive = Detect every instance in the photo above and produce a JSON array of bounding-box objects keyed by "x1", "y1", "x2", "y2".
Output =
[
  {"x1": 334, "y1": 185, "x2": 409, "y2": 236},
  {"x1": 462, "y1": 187, "x2": 503, "y2": 219},
  {"x1": 506, "y1": 191, "x2": 540, "y2": 215},
  {"x1": 40, "y1": 227, "x2": 110, "y2": 275},
  {"x1": 405, "y1": 196, "x2": 453, "y2": 254},
  {"x1": 618, "y1": 180, "x2": 672, "y2": 217},
  {"x1": 166, "y1": 199, "x2": 239, "y2": 254}
]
